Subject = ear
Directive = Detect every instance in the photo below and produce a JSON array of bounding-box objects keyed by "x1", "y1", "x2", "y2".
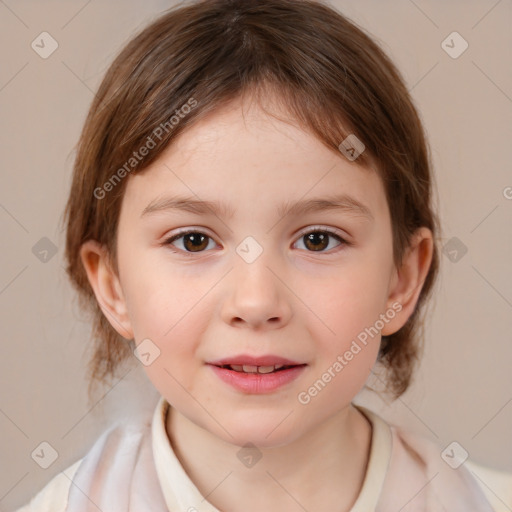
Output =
[
  {"x1": 79, "y1": 240, "x2": 134, "y2": 340},
  {"x1": 381, "y1": 227, "x2": 434, "y2": 336}
]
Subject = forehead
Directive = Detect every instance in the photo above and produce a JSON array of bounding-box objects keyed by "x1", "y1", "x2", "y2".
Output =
[{"x1": 121, "y1": 97, "x2": 389, "y2": 224}]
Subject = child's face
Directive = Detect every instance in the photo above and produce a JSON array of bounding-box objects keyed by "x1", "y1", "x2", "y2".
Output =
[{"x1": 96, "y1": 96, "x2": 410, "y2": 447}]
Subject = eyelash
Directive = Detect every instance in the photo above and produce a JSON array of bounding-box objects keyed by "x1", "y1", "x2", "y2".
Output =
[{"x1": 163, "y1": 226, "x2": 350, "y2": 257}]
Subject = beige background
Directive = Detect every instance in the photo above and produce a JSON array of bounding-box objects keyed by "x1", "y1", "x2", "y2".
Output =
[{"x1": 1, "y1": 0, "x2": 511, "y2": 510}]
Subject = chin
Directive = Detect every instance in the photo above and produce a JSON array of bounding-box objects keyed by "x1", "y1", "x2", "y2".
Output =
[{"x1": 213, "y1": 415, "x2": 304, "y2": 450}]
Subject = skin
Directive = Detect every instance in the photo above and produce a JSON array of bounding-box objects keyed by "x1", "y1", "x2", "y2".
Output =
[{"x1": 81, "y1": 93, "x2": 433, "y2": 511}]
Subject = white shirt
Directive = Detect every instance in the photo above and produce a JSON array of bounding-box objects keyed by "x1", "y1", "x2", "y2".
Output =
[{"x1": 15, "y1": 396, "x2": 512, "y2": 511}]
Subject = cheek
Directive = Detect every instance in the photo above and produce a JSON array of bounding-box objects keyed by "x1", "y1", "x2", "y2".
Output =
[
  {"x1": 298, "y1": 253, "x2": 392, "y2": 392},
  {"x1": 305, "y1": 265, "x2": 390, "y2": 344},
  {"x1": 299, "y1": 280, "x2": 383, "y2": 407},
  {"x1": 120, "y1": 260, "x2": 209, "y2": 389},
  {"x1": 129, "y1": 285, "x2": 204, "y2": 362},
  {"x1": 121, "y1": 250, "x2": 204, "y2": 340},
  {"x1": 135, "y1": 303, "x2": 205, "y2": 406}
]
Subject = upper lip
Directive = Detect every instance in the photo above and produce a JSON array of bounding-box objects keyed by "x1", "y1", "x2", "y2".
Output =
[{"x1": 208, "y1": 355, "x2": 306, "y2": 367}]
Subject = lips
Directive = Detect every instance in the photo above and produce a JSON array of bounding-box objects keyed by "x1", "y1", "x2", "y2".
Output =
[{"x1": 208, "y1": 360, "x2": 308, "y2": 393}]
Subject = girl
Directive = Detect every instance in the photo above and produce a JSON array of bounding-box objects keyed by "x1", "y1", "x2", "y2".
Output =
[{"x1": 16, "y1": 0, "x2": 509, "y2": 510}]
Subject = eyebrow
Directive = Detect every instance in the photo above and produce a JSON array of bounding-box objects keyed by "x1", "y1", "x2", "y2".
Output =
[{"x1": 140, "y1": 193, "x2": 374, "y2": 221}]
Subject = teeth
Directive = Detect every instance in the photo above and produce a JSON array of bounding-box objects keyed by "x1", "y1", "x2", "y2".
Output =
[
  {"x1": 257, "y1": 366, "x2": 275, "y2": 374},
  {"x1": 226, "y1": 364, "x2": 288, "y2": 374},
  {"x1": 242, "y1": 365, "x2": 258, "y2": 373}
]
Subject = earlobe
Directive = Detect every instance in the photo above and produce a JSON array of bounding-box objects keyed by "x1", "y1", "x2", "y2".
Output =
[
  {"x1": 381, "y1": 227, "x2": 434, "y2": 336},
  {"x1": 79, "y1": 240, "x2": 134, "y2": 340}
]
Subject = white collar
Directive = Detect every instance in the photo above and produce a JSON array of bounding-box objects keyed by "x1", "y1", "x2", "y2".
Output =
[{"x1": 151, "y1": 396, "x2": 393, "y2": 511}]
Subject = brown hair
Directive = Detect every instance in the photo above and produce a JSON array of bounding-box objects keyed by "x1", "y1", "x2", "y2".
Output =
[{"x1": 62, "y1": 0, "x2": 441, "y2": 403}]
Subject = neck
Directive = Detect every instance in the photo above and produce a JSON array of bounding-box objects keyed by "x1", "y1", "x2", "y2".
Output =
[{"x1": 166, "y1": 403, "x2": 372, "y2": 512}]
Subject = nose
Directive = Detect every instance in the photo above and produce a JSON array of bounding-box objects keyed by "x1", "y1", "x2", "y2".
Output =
[{"x1": 220, "y1": 251, "x2": 293, "y2": 330}]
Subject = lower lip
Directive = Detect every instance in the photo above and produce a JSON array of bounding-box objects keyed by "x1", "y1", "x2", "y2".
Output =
[{"x1": 208, "y1": 364, "x2": 307, "y2": 394}]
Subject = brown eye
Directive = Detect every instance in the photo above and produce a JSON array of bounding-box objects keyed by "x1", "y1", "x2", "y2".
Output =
[
  {"x1": 165, "y1": 231, "x2": 215, "y2": 254},
  {"x1": 181, "y1": 233, "x2": 209, "y2": 252},
  {"x1": 303, "y1": 232, "x2": 330, "y2": 251},
  {"x1": 294, "y1": 229, "x2": 346, "y2": 253}
]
